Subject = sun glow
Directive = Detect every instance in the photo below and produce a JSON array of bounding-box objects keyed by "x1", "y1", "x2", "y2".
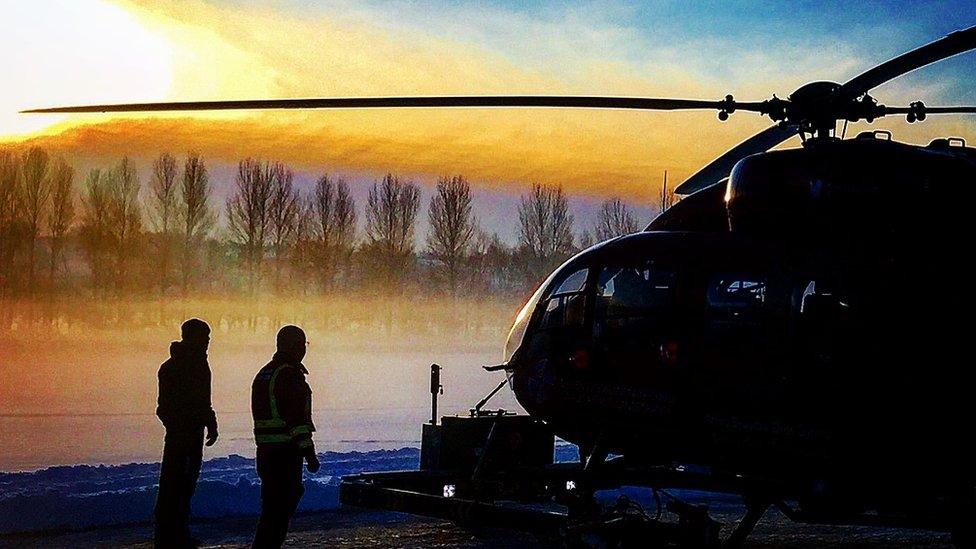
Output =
[{"x1": 0, "y1": 0, "x2": 173, "y2": 139}]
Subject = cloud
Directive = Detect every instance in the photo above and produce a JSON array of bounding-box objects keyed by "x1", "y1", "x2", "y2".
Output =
[{"x1": 5, "y1": 0, "x2": 974, "y2": 204}]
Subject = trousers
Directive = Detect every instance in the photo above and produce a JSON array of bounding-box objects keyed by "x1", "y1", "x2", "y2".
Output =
[
  {"x1": 154, "y1": 428, "x2": 204, "y2": 548},
  {"x1": 251, "y1": 445, "x2": 305, "y2": 549}
]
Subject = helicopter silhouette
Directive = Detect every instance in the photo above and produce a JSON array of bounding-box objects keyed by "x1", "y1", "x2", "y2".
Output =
[{"x1": 27, "y1": 24, "x2": 976, "y2": 548}]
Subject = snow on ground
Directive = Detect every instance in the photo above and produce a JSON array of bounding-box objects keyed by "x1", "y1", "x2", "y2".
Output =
[
  {"x1": 0, "y1": 449, "x2": 419, "y2": 534},
  {"x1": 0, "y1": 445, "x2": 958, "y2": 547}
]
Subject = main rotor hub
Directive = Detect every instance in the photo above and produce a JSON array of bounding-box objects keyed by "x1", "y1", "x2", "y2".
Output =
[{"x1": 764, "y1": 81, "x2": 884, "y2": 138}]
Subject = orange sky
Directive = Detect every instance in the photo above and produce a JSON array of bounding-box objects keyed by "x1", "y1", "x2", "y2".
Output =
[{"x1": 3, "y1": 0, "x2": 975, "y2": 203}]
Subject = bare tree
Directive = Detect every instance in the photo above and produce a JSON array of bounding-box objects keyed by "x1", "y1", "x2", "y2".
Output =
[
  {"x1": 469, "y1": 228, "x2": 520, "y2": 294},
  {"x1": 291, "y1": 200, "x2": 315, "y2": 288},
  {"x1": 267, "y1": 163, "x2": 300, "y2": 292},
  {"x1": 147, "y1": 152, "x2": 178, "y2": 290},
  {"x1": 178, "y1": 153, "x2": 215, "y2": 293},
  {"x1": 426, "y1": 175, "x2": 476, "y2": 296},
  {"x1": 226, "y1": 158, "x2": 273, "y2": 292},
  {"x1": 80, "y1": 169, "x2": 111, "y2": 290},
  {"x1": 594, "y1": 197, "x2": 639, "y2": 241},
  {"x1": 577, "y1": 230, "x2": 595, "y2": 250},
  {"x1": 106, "y1": 156, "x2": 141, "y2": 289},
  {"x1": 517, "y1": 182, "x2": 574, "y2": 280},
  {"x1": 0, "y1": 150, "x2": 21, "y2": 294},
  {"x1": 20, "y1": 147, "x2": 51, "y2": 290},
  {"x1": 148, "y1": 153, "x2": 178, "y2": 232},
  {"x1": 308, "y1": 174, "x2": 356, "y2": 291},
  {"x1": 365, "y1": 174, "x2": 420, "y2": 287},
  {"x1": 46, "y1": 158, "x2": 75, "y2": 287}
]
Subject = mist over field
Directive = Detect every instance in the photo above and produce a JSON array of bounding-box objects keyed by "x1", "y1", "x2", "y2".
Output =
[
  {"x1": 0, "y1": 145, "x2": 659, "y2": 472},
  {"x1": 0, "y1": 295, "x2": 525, "y2": 471}
]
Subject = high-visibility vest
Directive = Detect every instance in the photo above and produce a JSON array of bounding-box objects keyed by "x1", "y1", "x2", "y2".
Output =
[{"x1": 252, "y1": 363, "x2": 314, "y2": 449}]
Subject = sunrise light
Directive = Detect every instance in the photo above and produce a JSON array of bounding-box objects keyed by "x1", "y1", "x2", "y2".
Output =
[{"x1": 1, "y1": 0, "x2": 174, "y2": 138}]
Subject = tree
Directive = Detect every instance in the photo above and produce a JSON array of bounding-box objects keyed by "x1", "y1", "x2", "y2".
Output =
[
  {"x1": 106, "y1": 156, "x2": 142, "y2": 289},
  {"x1": 147, "y1": 152, "x2": 178, "y2": 290},
  {"x1": 226, "y1": 158, "x2": 273, "y2": 292},
  {"x1": 470, "y1": 228, "x2": 520, "y2": 294},
  {"x1": 426, "y1": 175, "x2": 476, "y2": 296},
  {"x1": 80, "y1": 169, "x2": 111, "y2": 290},
  {"x1": 365, "y1": 174, "x2": 420, "y2": 288},
  {"x1": 20, "y1": 146, "x2": 51, "y2": 290},
  {"x1": 178, "y1": 153, "x2": 215, "y2": 293},
  {"x1": 594, "y1": 197, "x2": 639, "y2": 241},
  {"x1": 577, "y1": 230, "x2": 595, "y2": 250},
  {"x1": 267, "y1": 163, "x2": 300, "y2": 292},
  {"x1": 0, "y1": 150, "x2": 21, "y2": 294},
  {"x1": 308, "y1": 174, "x2": 356, "y2": 291},
  {"x1": 46, "y1": 158, "x2": 75, "y2": 287},
  {"x1": 517, "y1": 182, "x2": 574, "y2": 281}
]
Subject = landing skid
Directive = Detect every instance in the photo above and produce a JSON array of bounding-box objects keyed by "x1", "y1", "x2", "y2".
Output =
[{"x1": 341, "y1": 460, "x2": 779, "y2": 548}]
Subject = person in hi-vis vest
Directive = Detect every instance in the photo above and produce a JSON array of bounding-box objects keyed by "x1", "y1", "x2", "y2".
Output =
[{"x1": 250, "y1": 325, "x2": 319, "y2": 548}]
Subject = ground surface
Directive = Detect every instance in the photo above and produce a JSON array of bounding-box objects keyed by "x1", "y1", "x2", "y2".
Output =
[{"x1": 0, "y1": 506, "x2": 956, "y2": 548}]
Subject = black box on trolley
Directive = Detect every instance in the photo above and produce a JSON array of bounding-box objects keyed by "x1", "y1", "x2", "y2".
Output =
[{"x1": 421, "y1": 414, "x2": 554, "y2": 473}]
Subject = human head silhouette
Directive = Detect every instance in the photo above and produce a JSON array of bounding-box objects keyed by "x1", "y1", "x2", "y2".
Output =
[
  {"x1": 181, "y1": 318, "x2": 211, "y2": 353},
  {"x1": 276, "y1": 325, "x2": 307, "y2": 363}
]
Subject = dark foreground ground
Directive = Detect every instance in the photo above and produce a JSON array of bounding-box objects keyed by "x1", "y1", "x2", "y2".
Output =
[{"x1": 0, "y1": 505, "x2": 955, "y2": 548}]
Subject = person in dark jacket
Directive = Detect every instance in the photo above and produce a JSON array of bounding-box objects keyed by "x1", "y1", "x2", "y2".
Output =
[
  {"x1": 251, "y1": 325, "x2": 319, "y2": 549},
  {"x1": 154, "y1": 318, "x2": 218, "y2": 548}
]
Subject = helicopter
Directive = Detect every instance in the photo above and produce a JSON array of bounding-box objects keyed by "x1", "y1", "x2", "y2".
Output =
[{"x1": 26, "y1": 24, "x2": 976, "y2": 548}]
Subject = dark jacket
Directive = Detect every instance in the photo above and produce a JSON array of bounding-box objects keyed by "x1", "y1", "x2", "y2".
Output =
[
  {"x1": 251, "y1": 352, "x2": 315, "y2": 451},
  {"x1": 157, "y1": 341, "x2": 218, "y2": 433}
]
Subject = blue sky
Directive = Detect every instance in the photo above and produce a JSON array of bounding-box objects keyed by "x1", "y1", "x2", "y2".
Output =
[{"x1": 215, "y1": 0, "x2": 976, "y2": 102}]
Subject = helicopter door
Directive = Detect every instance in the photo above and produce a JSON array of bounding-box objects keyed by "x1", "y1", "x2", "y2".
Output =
[
  {"x1": 592, "y1": 265, "x2": 679, "y2": 384},
  {"x1": 702, "y1": 275, "x2": 775, "y2": 413}
]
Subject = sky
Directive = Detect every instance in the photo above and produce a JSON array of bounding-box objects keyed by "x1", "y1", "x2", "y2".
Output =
[{"x1": 2, "y1": 0, "x2": 975, "y2": 238}]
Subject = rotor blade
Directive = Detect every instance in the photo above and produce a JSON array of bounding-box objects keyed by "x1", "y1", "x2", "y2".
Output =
[
  {"x1": 835, "y1": 25, "x2": 976, "y2": 103},
  {"x1": 673, "y1": 124, "x2": 799, "y2": 195},
  {"x1": 883, "y1": 105, "x2": 976, "y2": 115},
  {"x1": 21, "y1": 95, "x2": 768, "y2": 114}
]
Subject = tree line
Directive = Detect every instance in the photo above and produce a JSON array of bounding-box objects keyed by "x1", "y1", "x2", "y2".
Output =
[{"x1": 0, "y1": 147, "x2": 661, "y2": 299}]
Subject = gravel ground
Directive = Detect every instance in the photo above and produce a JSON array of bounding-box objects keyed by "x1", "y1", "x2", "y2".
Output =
[{"x1": 0, "y1": 505, "x2": 956, "y2": 548}]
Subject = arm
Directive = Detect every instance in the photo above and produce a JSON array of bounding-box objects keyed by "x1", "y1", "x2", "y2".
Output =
[
  {"x1": 204, "y1": 365, "x2": 218, "y2": 446},
  {"x1": 156, "y1": 362, "x2": 178, "y2": 428},
  {"x1": 275, "y1": 368, "x2": 316, "y2": 456}
]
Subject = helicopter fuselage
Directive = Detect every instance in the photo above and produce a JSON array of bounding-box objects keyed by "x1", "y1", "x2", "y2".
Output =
[{"x1": 504, "y1": 134, "x2": 976, "y2": 507}]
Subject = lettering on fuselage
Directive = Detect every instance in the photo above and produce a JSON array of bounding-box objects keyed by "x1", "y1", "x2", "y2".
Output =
[{"x1": 556, "y1": 378, "x2": 675, "y2": 417}]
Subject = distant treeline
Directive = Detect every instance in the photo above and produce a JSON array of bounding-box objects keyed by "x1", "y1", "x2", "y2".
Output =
[{"x1": 0, "y1": 147, "x2": 669, "y2": 298}]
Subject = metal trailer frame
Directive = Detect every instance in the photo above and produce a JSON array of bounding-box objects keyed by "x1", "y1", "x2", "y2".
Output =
[
  {"x1": 341, "y1": 457, "x2": 959, "y2": 547},
  {"x1": 340, "y1": 461, "x2": 731, "y2": 546},
  {"x1": 339, "y1": 370, "x2": 958, "y2": 548}
]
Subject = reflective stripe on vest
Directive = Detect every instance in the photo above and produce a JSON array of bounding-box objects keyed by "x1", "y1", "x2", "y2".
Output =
[{"x1": 254, "y1": 364, "x2": 294, "y2": 444}]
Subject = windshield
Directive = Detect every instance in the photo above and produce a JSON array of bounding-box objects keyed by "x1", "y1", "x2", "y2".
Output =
[
  {"x1": 503, "y1": 270, "x2": 558, "y2": 363},
  {"x1": 503, "y1": 262, "x2": 588, "y2": 364}
]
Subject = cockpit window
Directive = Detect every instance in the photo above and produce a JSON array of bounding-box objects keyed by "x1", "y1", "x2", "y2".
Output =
[
  {"x1": 597, "y1": 267, "x2": 677, "y2": 312},
  {"x1": 538, "y1": 268, "x2": 589, "y2": 330},
  {"x1": 552, "y1": 268, "x2": 588, "y2": 296},
  {"x1": 707, "y1": 277, "x2": 765, "y2": 309}
]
